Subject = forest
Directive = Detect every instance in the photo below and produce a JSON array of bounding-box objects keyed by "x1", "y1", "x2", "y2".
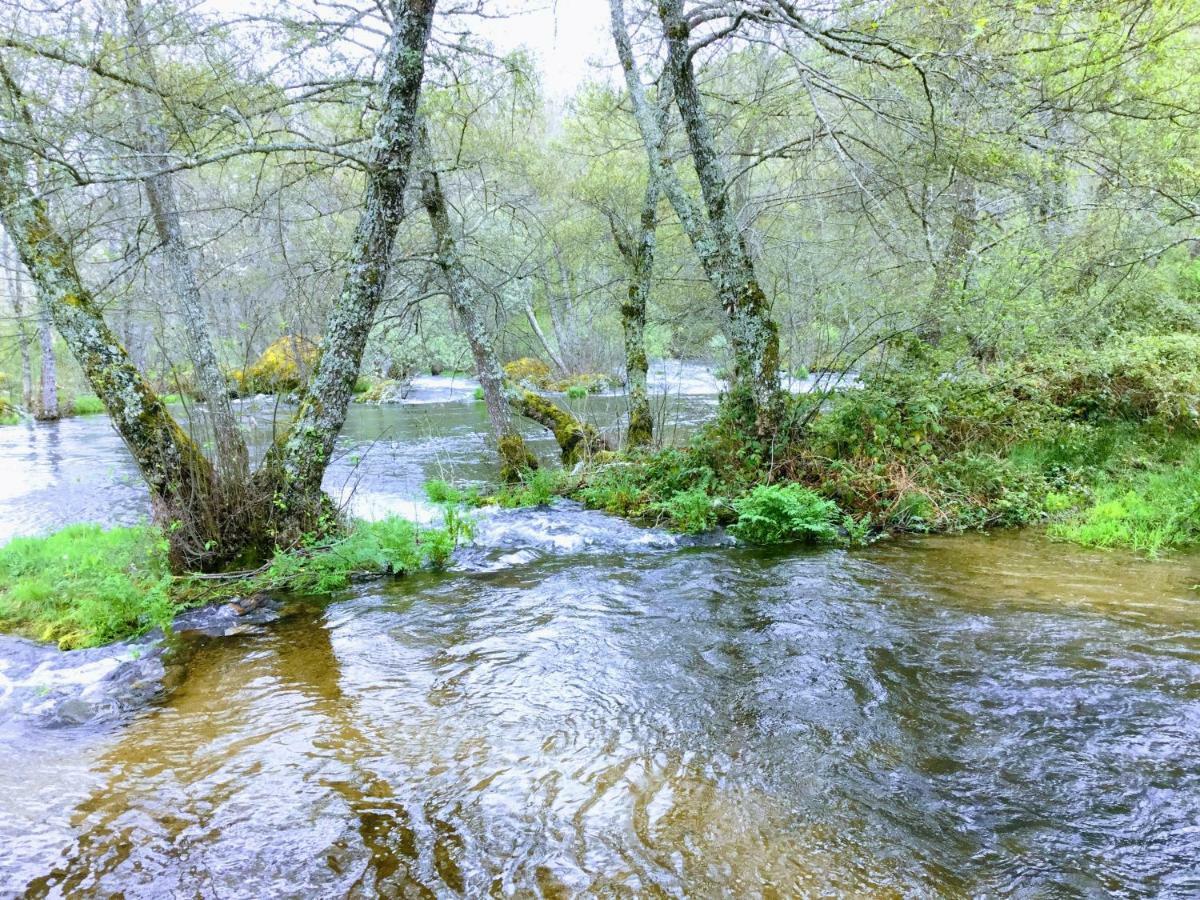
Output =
[{"x1": 0, "y1": 0, "x2": 1199, "y2": 895}]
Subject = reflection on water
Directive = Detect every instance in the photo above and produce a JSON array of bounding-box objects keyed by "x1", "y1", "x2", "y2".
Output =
[{"x1": 3, "y1": 534, "x2": 1199, "y2": 896}]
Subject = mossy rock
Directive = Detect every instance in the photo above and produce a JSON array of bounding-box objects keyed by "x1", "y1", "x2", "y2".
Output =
[
  {"x1": 240, "y1": 336, "x2": 319, "y2": 394},
  {"x1": 503, "y1": 357, "x2": 552, "y2": 387},
  {"x1": 545, "y1": 372, "x2": 613, "y2": 395},
  {"x1": 354, "y1": 377, "x2": 413, "y2": 404}
]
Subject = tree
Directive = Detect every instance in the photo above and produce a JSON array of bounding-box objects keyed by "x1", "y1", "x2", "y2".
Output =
[
  {"x1": 0, "y1": 0, "x2": 439, "y2": 570},
  {"x1": 609, "y1": 0, "x2": 784, "y2": 433},
  {"x1": 418, "y1": 157, "x2": 537, "y2": 480}
]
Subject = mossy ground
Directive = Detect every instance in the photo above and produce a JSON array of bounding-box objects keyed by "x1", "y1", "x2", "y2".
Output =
[{"x1": 0, "y1": 514, "x2": 474, "y2": 650}]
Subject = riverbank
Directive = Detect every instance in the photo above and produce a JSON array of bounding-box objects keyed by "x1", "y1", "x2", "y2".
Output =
[
  {"x1": 542, "y1": 335, "x2": 1200, "y2": 557},
  {"x1": 0, "y1": 514, "x2": 473, "y2": 650}
]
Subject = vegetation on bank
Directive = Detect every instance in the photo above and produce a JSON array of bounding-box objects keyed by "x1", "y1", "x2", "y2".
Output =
[
  {"x1": 0, "y1": 514, "x2": 473, "y2": 650},
  {"x1": 430, "y1": 333, "x2": 1200, "y2": 558}
]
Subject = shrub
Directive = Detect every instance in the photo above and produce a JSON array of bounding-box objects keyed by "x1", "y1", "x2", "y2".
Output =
[
  {"x1": 240, "y1": 336, "x2": 319, "y2": 393},
  {"x1": 730, "y1": 484, "x2": 841, "y2": 545},
  {"x1": 650, "y1": 486, "x2": 720, "y2": 534},
  {"x1": 495, "y1": 467, "x2": 568, "y2": 507}
]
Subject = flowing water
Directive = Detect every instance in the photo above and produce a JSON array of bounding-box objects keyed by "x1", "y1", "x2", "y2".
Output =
[{"x1": 1, "y1": 380, "x2": 1199, "y2": 897}]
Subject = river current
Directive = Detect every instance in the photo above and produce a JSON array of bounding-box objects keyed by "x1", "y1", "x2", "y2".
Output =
[{"x1": 0, "y1": 373, "x2": 1197, "y2": 897}]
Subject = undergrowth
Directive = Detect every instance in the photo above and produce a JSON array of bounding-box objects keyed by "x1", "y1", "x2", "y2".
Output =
[{"x1": 0, "y1": 513, "x2": 474, "y2": 650}]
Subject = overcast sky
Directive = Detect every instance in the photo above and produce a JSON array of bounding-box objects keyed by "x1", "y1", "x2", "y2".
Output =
[{"x1": 472, "y1": 1, "x2": 614, "y2": 95}]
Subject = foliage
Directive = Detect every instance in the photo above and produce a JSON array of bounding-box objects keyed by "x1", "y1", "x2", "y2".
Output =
[
  {"x1": 1051, "y1": 445, "x2": 1200, "y2": 556},
  {"x1": 649, "y1": 487, "x2": 720, "y2": 534},
  {"x1": 501, "y1": 358, "x2": 611, "y2": 395},
  {"x1": 503, "y1": 357, "x2": 552, "y2": 386},
  {"x1": 729, "y1": 484, "x2": 841, "y2": 545},
  {"x1": 491, "y1": 467, "x2": 570, "y2": 507},
  {"x1": 0, "y1": 513, "x2": 476, "y2": 649}
]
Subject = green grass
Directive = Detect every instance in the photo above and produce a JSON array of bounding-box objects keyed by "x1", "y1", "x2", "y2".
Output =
[
  {"x1": 0, "y1": 513, "x2": 475, "y2": 650},
  {"x1": 70, "y1": 394, "x2": 106, "y2": 415},
  {"x1": 0, "y1": 524, "x2": 175, "y2": 649},
  {"x1": 1052, "y1": 445, "x2": 1200, "y2": 556}
]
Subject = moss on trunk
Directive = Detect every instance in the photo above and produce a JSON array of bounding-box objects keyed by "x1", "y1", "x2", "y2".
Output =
[{"x1": 513, "y1": 390, "x2": 610, "y2": 467}]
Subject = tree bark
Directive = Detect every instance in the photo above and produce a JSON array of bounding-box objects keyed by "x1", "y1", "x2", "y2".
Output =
[
  {"x1": 511, "y1": 390, "x2": 610, "y2": 467},
  {"x1": 123, "y1": 0, "x2": 247, "y2": 477},
  {"x1": 523, "y1": 296, "x2": 568, "y2": 374},
  {"x1": 419, "y1": 162, "x2": 536, "y2": 481},
  {"x1": 609, "y1": 0, "x2": 782, "y2": 432},
  {"x1": 0, "y1": 149, "x2": 220, "y2": 567},
  {"x1": 608, "y1": 177, "x2": 659, "y2": 450},
  {"x1": 260, "y1": 0, "x2": 437, "y2": 532},
  {"x1": 36, "y1": 297, "x2": 57, "y2": 420},
  {"x1": 3, "y1": 234, "x2": 33, "y2": 410}
]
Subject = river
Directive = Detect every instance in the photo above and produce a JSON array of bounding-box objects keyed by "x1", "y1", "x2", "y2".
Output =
[{"x1": 0, "y1": 374, "x2": 1198, "y2": 897}]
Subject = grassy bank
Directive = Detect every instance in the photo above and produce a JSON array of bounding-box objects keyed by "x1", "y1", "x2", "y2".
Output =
[
  {"x1": 466, "y1": 333, "x2": 1200, "y2": 558},
  {"x1": 0, "y1": 514, "x2": 473, "y2": 650}
]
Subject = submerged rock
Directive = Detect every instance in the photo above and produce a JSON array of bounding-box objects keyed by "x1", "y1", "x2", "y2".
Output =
[
  {"x1": 453, "y1": 500, "x2": 730, "y2": 573},
  {"x1": 0, "y1": 633, "x2": 168, "y2": 729}
]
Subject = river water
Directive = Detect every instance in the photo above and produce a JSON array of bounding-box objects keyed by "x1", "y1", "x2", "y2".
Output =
[{"x1": 1, "y1": 377, "x2": 1198, "y2": 897}]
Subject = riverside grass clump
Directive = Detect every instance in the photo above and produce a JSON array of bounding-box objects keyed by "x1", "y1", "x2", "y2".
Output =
[{"x1": 0, "y1": 514, "x2": 474, "y2": 649}]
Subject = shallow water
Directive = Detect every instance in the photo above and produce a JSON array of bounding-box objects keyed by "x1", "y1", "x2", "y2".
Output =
[{"x1": 1, "y1": 385, "x2": 1199, "y2": 897}]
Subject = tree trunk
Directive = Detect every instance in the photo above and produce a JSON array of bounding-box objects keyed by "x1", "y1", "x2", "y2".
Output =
[
  {"x1": 419, "y1": 163, "x2": 536, "y2": 481},
  {"x1": 523, "y1": 295, "x2": 568, "y2": 374},
  {"x1": 610, "y1": 0, "x2": 782, "y2": 432},
  {"x1": 0, "y1": 153, "x2": 222, "y2": 568},
  {"x1": 3, "y1": 234, "x2": 33, "y2": 410},
  {"x1": 36, "y1": 299, "x2": 57, "y2": 420},
  {"x1": 512, "y1": 390, "x2": 610, "y2": 467},
  {"x1": 608, "y1": 177, "x2": 659, "y2": 450},
  {"x1": 123, "y1": 0, "x2": 247, "y2": 478},
  {"x1": 260, "y1": 0, "x2": 437, "y2": 534}
]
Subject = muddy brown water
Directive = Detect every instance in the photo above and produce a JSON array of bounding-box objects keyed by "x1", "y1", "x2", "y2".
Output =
[{"x1": 1, "y1": 389, "x2": 1198, "y2": 897}]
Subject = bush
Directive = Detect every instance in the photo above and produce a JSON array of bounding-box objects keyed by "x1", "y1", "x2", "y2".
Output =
[
  {"x1": 503, "y1": 357, "x2": 552, "y2": 386},
  {"x1": 650, "y1": 486, "x2": 720, "y2": 534},
  {"x1": 730, "y1": 484, "x2": 841, "y2": 545},
  {"x1": 494, "y1": 467, "x2": 568, "y2": 507}
]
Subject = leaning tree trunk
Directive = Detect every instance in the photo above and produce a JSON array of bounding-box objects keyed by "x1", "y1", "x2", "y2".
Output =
[
  {"x1": 608, "y1": 175, "x2": 660, "y2": 450},
  {"x1": 123, "y1": 0, "x2": 247, "y2": 478},
  {"x1": 0, "y1": 153, "x2": 221, "y2": 567},
  {"x1": 512, "y1": 390, "x2": 610, "y2": 468},
  {"x1": 260, "y1": 0, "x2": 437, "y2": 535},
  {"x1": 609, "y1": 0, "x2": 782, "y2": 433},
  {"x1": 419, "y1": 163, "x2": 536, "y2": 481}
]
